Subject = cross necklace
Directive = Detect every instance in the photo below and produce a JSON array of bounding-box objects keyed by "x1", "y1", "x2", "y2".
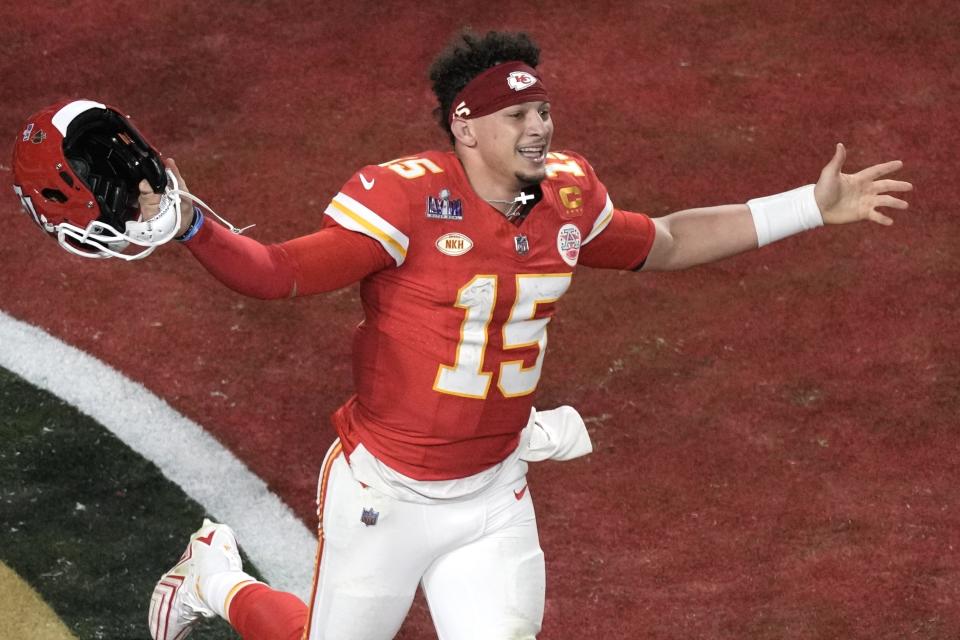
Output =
[{"x1": 486, "y1": 189, "x2": 539, "y2": 222}]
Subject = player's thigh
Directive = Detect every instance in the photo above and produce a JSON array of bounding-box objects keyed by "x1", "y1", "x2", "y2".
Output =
[
  {"x1": 421, "y1": 488, "x2": 545, "y2": 640},
  {"x1": 305, "y1": 445, "x2": 429, "y2": 640}
]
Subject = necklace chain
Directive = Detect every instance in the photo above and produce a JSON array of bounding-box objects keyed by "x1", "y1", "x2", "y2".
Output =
[{"x1": 485, "y1": 190, "x2": 535, "y2": 220}]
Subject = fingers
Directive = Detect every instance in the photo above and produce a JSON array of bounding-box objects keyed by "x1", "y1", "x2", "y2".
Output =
[
  {"x1": 873, "y1": 194, "x2": 909, "y2": 210},
  {"x1": 822, "y1": 142, "x2": 846, "y2": 177},
  {"x1": 162, "y1": 157, "x2": 190, "y2": 194},
  {"x1": 870, "y1": 179, "x2": 913, "y2": 194},
  {"x1": 860, "y1": 159, "x2": 903, "y2": 181},
  {"x1": 162, "y1": 157, "x2": 180, "y2": 175},
  {"x1": 866, "y1": 194, "x2": 908, "y2": 227},
  {"x1": 138, "y1": 178, "x2": 161, "y2": 206},
  {"x1": 866, "y1": 176, "x2": 911, "y2": 228},
  {"x1": 868, "y1": 210, "x2": 894, "y2": 226},
  {"x1": 163, "y1": 157, "x2": 183, "y2": 181}
]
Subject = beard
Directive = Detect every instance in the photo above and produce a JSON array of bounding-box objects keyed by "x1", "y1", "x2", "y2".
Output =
[{"x1": 515, "y1": 166, "x2": 546, "y2": 187}]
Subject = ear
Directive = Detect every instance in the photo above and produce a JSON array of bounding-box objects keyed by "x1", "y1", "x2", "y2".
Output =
[{"x1": 451, "y1": 118, "x2": 476, "y2": 147}]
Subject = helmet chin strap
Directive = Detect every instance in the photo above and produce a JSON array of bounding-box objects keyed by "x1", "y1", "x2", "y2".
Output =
[
  {"x1": 168, "y1": 188, "x2": 257, "y2": 236},
  {"x1": 55, "y1": 169, "x2": 254, "y2": 261}
]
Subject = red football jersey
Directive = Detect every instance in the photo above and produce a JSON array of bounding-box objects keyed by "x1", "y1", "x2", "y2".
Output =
[{"x1": 325, "y1": 150, "x2": 654, "y2": 480}]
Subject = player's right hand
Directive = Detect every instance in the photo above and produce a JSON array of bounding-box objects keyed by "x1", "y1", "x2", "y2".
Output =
[{"x1": 138, "y1": 158, "x2": 194, "y2": 238}]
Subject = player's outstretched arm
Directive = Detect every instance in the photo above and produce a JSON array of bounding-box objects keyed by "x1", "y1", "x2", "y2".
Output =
[
  {"x1": 641, "y1": 144, "x2": 912, "y2": 272},
  {"x1": 137, "y1": 158, "x2": 390, "y2": 299}
]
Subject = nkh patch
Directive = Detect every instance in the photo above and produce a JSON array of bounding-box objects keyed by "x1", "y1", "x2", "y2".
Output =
[
  {"x1": 514, "y1": 234, "x2": 530, "y2": 255},
  {"x1": 361, "y1": 508, "x2": 379, "y2": 526},
  {"x1": 426, "y1": 188, "x2": 463, "y2": 220},
  {"x1": 557, "y1": 223, "x2": 581, "y2": 266},
  {"x1": 436, "y1": 232, "x2": 473, "y2": 256},
  {"x1": 21, "y1": 122, "x2": 34, "y2": 142}
]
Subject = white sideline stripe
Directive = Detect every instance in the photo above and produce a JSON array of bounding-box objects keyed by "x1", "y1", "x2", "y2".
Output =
[{"x1": 0, "y1": 310, "x2": 315, "y2": 601}]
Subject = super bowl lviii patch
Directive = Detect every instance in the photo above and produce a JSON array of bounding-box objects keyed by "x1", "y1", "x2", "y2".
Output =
[{"x1": 426, "y1": 188, "x2": 463, "y2": 220}]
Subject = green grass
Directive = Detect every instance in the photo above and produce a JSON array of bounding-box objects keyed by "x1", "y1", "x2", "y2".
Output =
[{"x1": 0, "y1": 366, "x2": 259, "y2": 639}]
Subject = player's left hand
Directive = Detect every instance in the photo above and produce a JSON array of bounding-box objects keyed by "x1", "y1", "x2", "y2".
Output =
[{"x1": 814, "y1": 143, "x2": 912, "y2": 226}]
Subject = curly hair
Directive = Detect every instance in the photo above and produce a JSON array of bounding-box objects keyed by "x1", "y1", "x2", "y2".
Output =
[{"x1": 429, "y1": 30, "x2": 541, "y2": 144}]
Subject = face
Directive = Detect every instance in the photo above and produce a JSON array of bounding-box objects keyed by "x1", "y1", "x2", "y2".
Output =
[{"x1": 467, "y1": 101, "x2": 554, "y2": 190}]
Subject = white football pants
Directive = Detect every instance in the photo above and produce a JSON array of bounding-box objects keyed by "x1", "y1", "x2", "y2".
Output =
[{"x1": 304, "y1": 440, "x2": 544, "y2": 640}]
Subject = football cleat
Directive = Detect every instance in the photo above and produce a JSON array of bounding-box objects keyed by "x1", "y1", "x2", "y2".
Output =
[{"x1": 148, "y1": 518, "x2": 242, "y2": 640}]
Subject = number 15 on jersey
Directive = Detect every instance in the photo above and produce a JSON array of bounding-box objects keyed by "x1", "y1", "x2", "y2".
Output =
[{"x1": 433, "y1": 273, "x2": 572, "y2": 399}]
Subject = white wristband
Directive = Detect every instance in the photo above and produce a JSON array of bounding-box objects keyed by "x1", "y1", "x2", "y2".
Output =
[{"x1": 747, "y1": 184, "x2": 823, "y2": 247}]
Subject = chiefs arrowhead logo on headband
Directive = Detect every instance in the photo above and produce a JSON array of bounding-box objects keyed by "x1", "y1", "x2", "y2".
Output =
[
  {"x1": 507, "y1": 71, "x2": 537, "y2": 91},
  {"x1": 450, "y1": 61, "x2": 550, "y2": 122}
]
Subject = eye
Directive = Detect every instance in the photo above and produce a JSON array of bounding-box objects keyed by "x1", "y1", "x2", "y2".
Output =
[
  {"x1": 508, "y1": 112, "x2": 523, "y2": 119},
  {"x1": 539, "y1": 109, "x2": 551, "y2": 121}
]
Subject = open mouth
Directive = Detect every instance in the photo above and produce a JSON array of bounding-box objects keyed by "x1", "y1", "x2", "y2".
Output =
[{"x1": 517, "y1": 145, "x2": 546, "y2": 163}]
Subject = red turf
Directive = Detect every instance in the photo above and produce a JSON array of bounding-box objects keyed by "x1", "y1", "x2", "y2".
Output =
[{"x1": 1, "y1": 1, "x2": 956, "y2": 638}]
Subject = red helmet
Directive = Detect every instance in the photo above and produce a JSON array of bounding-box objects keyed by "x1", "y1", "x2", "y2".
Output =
[{"x1": 12, "y1": 99, "x2": 179, "y2": 260}]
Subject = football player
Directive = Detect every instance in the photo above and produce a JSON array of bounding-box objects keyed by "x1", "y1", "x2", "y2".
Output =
[{"x1": 142, "y1": 31, "x2": 911, "y2": 640}]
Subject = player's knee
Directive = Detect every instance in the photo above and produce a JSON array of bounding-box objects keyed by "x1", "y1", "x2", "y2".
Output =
[{"x1": 312, "y1": 592, "x2": 412, "y2": 640}]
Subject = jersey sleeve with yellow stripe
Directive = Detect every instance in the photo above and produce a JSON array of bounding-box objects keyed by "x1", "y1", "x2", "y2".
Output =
[
  {"x1": 323, "y1": 164, "x2": 412, "y2": 266},
  {"x1": 548, "y1": 151, "x2": 655, "y2": 270}
]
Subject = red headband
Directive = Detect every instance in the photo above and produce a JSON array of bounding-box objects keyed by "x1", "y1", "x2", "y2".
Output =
[{"x1": 449, "y1": 61, "x2": 550, "y2": 123}]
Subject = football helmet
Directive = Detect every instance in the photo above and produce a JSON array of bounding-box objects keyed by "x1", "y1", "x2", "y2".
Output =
[{"x1": 12, "y1": 99, "x2": 183, "y2": 260}]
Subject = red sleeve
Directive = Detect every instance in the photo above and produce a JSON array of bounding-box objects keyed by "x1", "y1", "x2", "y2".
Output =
[
  {"x1": 323, "y1": 162, "x2": 412, "y2": 266},
  {"x1": 284, "y1": 218, "x2": 393, "y2": 295},
  {"x1": 184, "y1": 216, "x2": 391, "y2": 299},
  {"x1": 577, "y1": 209, "x2": 656, "y2": 271}
]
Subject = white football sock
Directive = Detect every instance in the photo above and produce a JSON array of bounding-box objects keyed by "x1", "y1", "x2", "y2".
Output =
[{"x1": 199, "y1": 570, "x2": 260, "y2": 621}]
